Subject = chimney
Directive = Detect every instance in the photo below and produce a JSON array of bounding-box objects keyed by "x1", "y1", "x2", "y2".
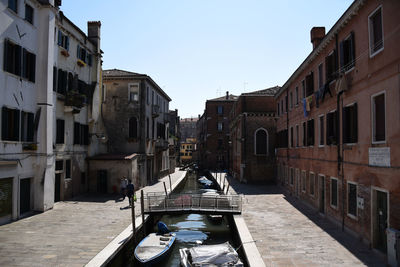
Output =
[
  {"x1": 88, "y1": 21, "x2": 101, "y2": 52},
  {"x1": 310, "y1": 27, "x2": 325, "y2": 49},
  {"x1": 226, "y1": 91, "x2": 229, "y2": 100}
]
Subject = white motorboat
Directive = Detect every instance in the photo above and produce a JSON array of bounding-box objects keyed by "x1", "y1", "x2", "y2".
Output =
[
  {"x1": 179, "y1": 242, "x2": 243, "y2": 267},
  {"x1": 134, "y1": 233, "x2": 175, "y2": 266}
]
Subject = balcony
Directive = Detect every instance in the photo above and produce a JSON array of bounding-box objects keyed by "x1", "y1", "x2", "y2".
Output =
[
  {"x1": 155, "y1": 139, "x2": 169, "y2": 150},
  {"x1": 65, "y1": 90, "x2": 86, "y2": 113},
  {"x1": 152, "y1": 104, "x2": 160, "y2": 118}
]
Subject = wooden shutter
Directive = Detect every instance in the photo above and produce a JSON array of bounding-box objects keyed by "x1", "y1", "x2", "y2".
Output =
[
  {"x1": 58, "y1": 30, "x2": 62, "y2": 46},
  {"x1": 29, "y1": 52, "x2": 35, "y2": 82},
  {"x1": 352, "y1": 103, "x2": 358, "y2": 143},
  {"x1": 2, "y1": 107, "x2": 8, "y2": 140},
  {"x1": 74, "y1": 122, "x2": 80, "y2": 144},
  {"x1": 15, "y1": 44, "x2": 21, "y2": 76},
  {"x1": 13, "y1": 109, "x2": 20, "y2": 141},
  {"x1": 22, "y1": 48, "x2": 27, "y2": 79},
  {"x1": 53, "y1": 67, "x2": 57, "y2": 91},
  {"x1": 66, "y1": 36, "x2": 70, "y2": 51}
]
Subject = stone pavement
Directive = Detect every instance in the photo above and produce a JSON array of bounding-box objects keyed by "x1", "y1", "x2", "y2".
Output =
[
  {"x1": 221, "y1": 174, "x2": 386, "y2": 267},
  {"x1": 0, "y1": 169, "x2": 186, "y2": 267}
]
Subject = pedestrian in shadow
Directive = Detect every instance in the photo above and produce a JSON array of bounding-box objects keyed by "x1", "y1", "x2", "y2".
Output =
[
  {"x1": 126, "y1": 180, "x2": 134, "y2": 207},
  {"x1": 120, "y1": 177, "x2": 128, "y2": 200}
]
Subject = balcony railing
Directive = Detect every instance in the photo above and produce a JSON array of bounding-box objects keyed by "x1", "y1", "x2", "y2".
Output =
[{"x1": 152, "y1": 104, "x2": 160, "y2": 117}]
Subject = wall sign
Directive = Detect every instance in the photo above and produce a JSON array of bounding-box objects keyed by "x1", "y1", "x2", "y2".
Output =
[{"x1": 369, "y1": 147, "x2": 390, "y2": 167}]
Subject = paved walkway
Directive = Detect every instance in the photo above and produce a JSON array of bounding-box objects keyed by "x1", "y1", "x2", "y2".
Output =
[
  {"x1": 0, "y1": 169, "x2": 186, "y2": 267},
  {"x1": 222, "y1": 174, "x2": 385, "y2": 267}
]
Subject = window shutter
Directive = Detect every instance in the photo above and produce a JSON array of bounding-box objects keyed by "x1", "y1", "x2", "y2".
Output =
[
  {"x1": 2, "y1": 107, "x2": 8, "y2": 140},
  {"x1": 350, "y1": 32, "x2": 355, "y2": 67},
  {"x1": 14, "y1": 109, "x2": 20, "y2": 141},
  {"x1": 27, "y1": 112, "x2": 34, "y2": 142},
  {"x1": 352, "y1": 103, "x2": 358, "y2": 143},
  {"x1": 29, "y1": 52, "x2": 35, "y2": 82},
  {"x1": 15, "y1": 45, "x2": 21, "y2": 76},
  {"x1": 83, "y1": 125, "x2": 89, "y2": 145},
  {"x1": 58, "y1": 30, "x2": 62, "y2": 46},
  {"x1": 342, "y1": 106, "x2": 348, "y2": 143},
  {"x1": 77, "y1": 45, "x2": 80, "y2": 58},
  {"x1": 22, "y1": 48, "x2": 27, "y2": 79},
  {"x1": 53, "y1": 67, "x2": 57, "y2": 91},
  {"x1": 74, "y1": 122, "x2": 80, "y2": 144},
  {"x1": 339, "y1": 40, "x2": 345, "y2": 69},
  {"x1": 21, "y1": 111, "x2": 26, "y2": 141},
  {"x1": 66, "y1": 36, "x2": 69, "y2": 51}
]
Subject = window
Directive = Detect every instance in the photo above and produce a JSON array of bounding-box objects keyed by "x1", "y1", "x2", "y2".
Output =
[
  {"x1": 340, "y1": 33, "x2": 355, "y2": 72},
  {"x1": 343, "y1": 103, "x2": 358, "y2": 144},
  {"x1": 277, "y1": 103, "x2": 280, "y2": 116},
  {"x1": 8, "y1": 0, "x2": 17, "y2": 13},
  {"x1": 65, "y1": 159, "x2": 71, "y2": 179},
  {"x1": 309, "y1": 172, "x2": 315, "y2": 196},
  {"x1": 369, "y1": 6, "x2": 383, "y2": 56},
  {"x1": 217, "y1": 106, "x2": 223, "y2": 115},
  {"x1": 295, "y1": 125, "x2": 299, "y2": 147},
  {"x1": 305, "y1": 72, "x2": 314, "y2": 97},
  {"x1": 74, "y1": 122, "x2": 88, "y2": 145},
  {"x1": 307, "y1": 119, "x2": 314, "y2": 146},
  {"x1": 56, "y1": 119, "x2": 64, "y2": 144},
  {"x1": 285, "y1": 95, "x2": 288, "y2": 112},
  {"x1": 129, "y1": 117, "x2": 137, "y2": 138},
  {"x1": 22, "y1": 48, "x2": 36, "y2": 82},
  {"x1": 372, "y1": 93, "x2": 385, "y2": 142},
  {"x1": 289, "y1": 168, "x2": 294, "y2": 185},
  {"x1": 280, "y1": 100, "x2": 283, "y2": 114},
  {"x1": 319, "y1": 115, "x2": 324, "y2": 146},
  {"x1": 57, "y1": 69, "x2": 67, "y2": 95},
  {"x1": 290, "y1": 127, "x2": 293, "y2": 148},
  {"x1": 347, "y1": 182, "x2": 357, "y2": 217},
  {"x1": 146, "y1": 87, "x2": 150, "y2": 105},
  {"x1": 55, "y1": 160, "x2": 63, "y2": 171},
  {"x1": 21, "y1": 111, "x2": 34, "y2": 142},
  {"x1": 3, "y1": 39, "x2": 22, "y2": 76},
  {"x1": 302, "y1": 122, "x2": 306, "y2": 146},
  {"x1": 277, "y1": 129, "x2": 288, "y2": 148},
  {"x1": 301, "y1": 80, "x2": 305, "y2": 99},
  {"x1": 57, "y1": 30, "x2": 70, "y2": 51},
  {"x1": 146, "y1": 117, "x2": 149, "y2": 138},
  {"x1": 1, "y1": 107, "x2": 19, "y2": 141},
  {"x1": 217, "y1": 122, "x2": 223, "y2": 132},
  {"x1": 217, "y1": 139, "x2": 223, "y2": 149},
  {"x1": 255, "y1": 128, "x2": 268, "y2": 155},
  {"x1": 318, "y1": 63, "x2": 323, "y2": 89},
  {"x1": 325, "y1": 50, "x2": 337, "y2": 82},
  {"x1": 330, "y1": 178, "x2": 338, "y2": 208},
  {"x1": 301, "y1": 170, "x2": 306, "y2": 192},
  {"x1": 326, "y1": 111, "x2": 337, "y2": 145},
  {"x1": 290, "y1": 92, "x2": 293, "y2": 109},
  {"x1": 295, "y1": 87, "x2": 299, "y2": 105},
  {"x1": 25, "y1": 4, "x2": 33, "y2": 24},
  {"x1": 77, "y1": 45, "x2": 87, "y2": 62},
  {"x1": 129, "y1": 84, "x2": 139, "y2": 102}
]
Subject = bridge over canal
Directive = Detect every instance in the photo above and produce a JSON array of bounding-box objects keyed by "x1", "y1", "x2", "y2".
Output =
[{"x1": 141, "y1": 192, "x2": 242, "y2": 215}]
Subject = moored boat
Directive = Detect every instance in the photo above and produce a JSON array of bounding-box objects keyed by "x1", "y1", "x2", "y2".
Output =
[
  {"x1": 179, "y1": 242, "x2": 243, "y2": 267},
  {"x1": 134, "y1": 233, "x2": 176, "y2": 266}
]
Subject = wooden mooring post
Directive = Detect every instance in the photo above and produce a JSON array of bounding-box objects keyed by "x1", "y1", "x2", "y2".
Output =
[
  {"x1": 168, "y1": 174, "x2": 172, "y2": 192},
  {"x1": 163, "y1": 181, "x2": 168, "y2": 195},
  {"x1": 141, "y1": 190, "x2": 145, "y2": 236},
  {"x1": 222, "y1": 175, "x2": 226, "y2": 191},
  {"x1": 131, "y1": 193, "x2": 136, "y2": 244},
  {"x1": 225, "y1": 184, "x2": 230, "y2": 194}
]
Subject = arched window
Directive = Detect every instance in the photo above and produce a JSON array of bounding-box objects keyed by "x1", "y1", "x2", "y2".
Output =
[
  {"x1": 255, "y1": 128, "x2": 268, "y2": 155},
  {"x1": 129, "y1": 117, "x2": 138, "y2": 138}
]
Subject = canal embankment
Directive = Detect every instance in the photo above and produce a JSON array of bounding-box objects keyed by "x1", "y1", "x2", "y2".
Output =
[{"x1": 209, "y1": 172, "x2": 266, "y2": 267}]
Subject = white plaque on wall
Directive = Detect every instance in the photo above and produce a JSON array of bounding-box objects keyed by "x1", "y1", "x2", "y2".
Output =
[{"x1": 369, "y1": 147, "x2": 390, "y2": 167}]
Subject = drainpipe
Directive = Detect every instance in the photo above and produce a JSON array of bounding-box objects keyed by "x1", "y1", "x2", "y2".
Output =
[{"x1": 335, "y1": 33, "x2": 346, "y2": 232}]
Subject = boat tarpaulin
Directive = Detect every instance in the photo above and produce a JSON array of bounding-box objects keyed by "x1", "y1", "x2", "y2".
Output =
[{"x1": 189, "y1": 242, "x2": 241, "y2": 266}]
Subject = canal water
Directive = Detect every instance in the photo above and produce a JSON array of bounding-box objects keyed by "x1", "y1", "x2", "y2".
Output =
[{"x1": 151, "y1": 171, "x2": 234, "y2": 266}]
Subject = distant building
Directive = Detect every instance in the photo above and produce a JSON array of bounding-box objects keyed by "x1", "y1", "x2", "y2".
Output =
[
  {"x1": 180, "y1": 117, "x2": 197, "y2": 142},
  {"x1": 180, "y1": 138, "x2": 196, "y2": 164},
  {"x1": 198, "y1": 92, "x2": 237, "y2": 170},
  {"x1": 229, "y1": 87, "x2": 279, "y2": 183},
  {"x1": 275, "y1": 0, "x2": 400, "y2": 259},
  {"x1": 94, "y1": 69, "x2": 171, "y2": 191},
  {"x1": 167, "y1": 109, "x2": 180, "y2": 171}
]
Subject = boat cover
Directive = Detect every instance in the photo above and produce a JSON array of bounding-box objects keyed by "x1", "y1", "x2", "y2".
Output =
[{"x1": 189, "y1": 242, "x2": 241, "y2": 266}]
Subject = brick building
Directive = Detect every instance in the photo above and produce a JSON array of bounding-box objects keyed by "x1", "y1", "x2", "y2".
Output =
[
  {"x1": 198, "y1": 92, "x2": 237, "y2": 170},
  {"x1": 180, "y1": 117, "x2": 197, "y2": 141},
  {"x1": 230, "y1": 87, "x2": 279, "y2": 183},
  {"x1": 275, "y1": 0, "x2": 400, "y2": 259}
]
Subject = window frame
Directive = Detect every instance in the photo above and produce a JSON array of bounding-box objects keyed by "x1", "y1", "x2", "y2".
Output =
[
  {"x1": 368, "y1": 5, "x2": 384, "y2": 58},
  {"x1": 340, "y1": 32, "x2": 356, "y2": 73},
  {"x1": 347, "y1": 181, "x2": 358, "y2": 219},
  {"x1": 8, "y1": 0, "x2": 18, "y2": 14},
  {"x1": 330, "y1": 177, "x2": 339, "y2": 209},
  {"x1": 217, "y1": 122, "x2": 223, "y2": 132},
  {"x1": 326, "y1": 109, "x2": 338, "y2": 145},
  {"x1": 24, "y1": 4, "x2": 34, "y2": 25},
  {"x1": 128, "y1": 83, "x2": 140, "y2": 102},
  {"x1": 343, "y1": 102, "x2": 358, "y2": 144},
  {"x1": 56, "y1": 119, "x2": 65, "y2": 144},
  {"x1": 296, "y1": 124, "x2": 299, "y2": 147},
  {"x1": 128, "y1": 117, "x2": 138, "y2": 139},
  {"x1": 371, "y1": 91, "x2": 386, "y2": 144}
]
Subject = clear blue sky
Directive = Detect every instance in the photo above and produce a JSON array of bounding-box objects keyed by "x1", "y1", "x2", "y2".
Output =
[{"x1": 61, "y1": 0, "x2": 353, "y2": 118}]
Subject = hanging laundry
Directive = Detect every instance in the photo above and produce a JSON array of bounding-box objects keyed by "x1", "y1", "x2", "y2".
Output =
[
  {"x1": 303, "y1": 98, "x2": 308, "y2": 117},
  {"x1": 321, "y1": 82, "x2": 332, "y2": 101},
  {"x1": 306, "y1": 95, "x2": 313, "y2": 111}
]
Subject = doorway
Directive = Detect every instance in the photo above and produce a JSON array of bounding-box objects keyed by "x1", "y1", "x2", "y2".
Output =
[
  {"x1": 373, "y1": 189, "x2": 388, "y2": 253},
  {"x1": 97, "y1": 170, "x2": 108, "y2": 193},
  {"x1": 55, "y1": 173, "x2": 61, "y2": 202},
  {"x1": 20, "y1": 178, "x2": 31, "y2": 214},
  {"x1": 319, "y1": 175, "x2": 325, "y2": 214}
]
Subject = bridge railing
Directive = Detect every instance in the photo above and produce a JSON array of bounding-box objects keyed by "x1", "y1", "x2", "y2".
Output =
[{"x1": 143, "y1": 192, "x2": 242, "y2": 214}]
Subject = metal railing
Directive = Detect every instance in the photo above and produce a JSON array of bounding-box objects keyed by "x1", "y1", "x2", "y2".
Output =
[{"x1": 143, "y1": 192, "x2": 242, "y2": 215}]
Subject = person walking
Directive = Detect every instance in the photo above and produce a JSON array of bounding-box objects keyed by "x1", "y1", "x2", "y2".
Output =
[
  {"x1": 126, "y1": 180, "x2": 135, "y2": 207},
  {"x1": 120, "y1": 177, "x2": 128, "y2": 200}
]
